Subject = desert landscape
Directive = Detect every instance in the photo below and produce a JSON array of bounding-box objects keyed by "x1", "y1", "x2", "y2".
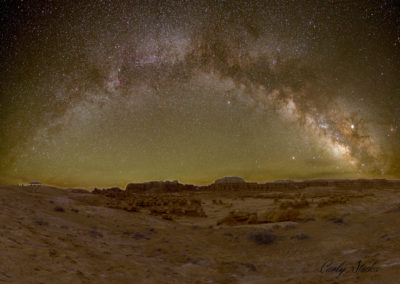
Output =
[
  {"x1": 1, "y1": 178, "x2": 400, "y2": 283},
  {"x1": 2, "y1": 0, "x2": 400, "y2": 283}
]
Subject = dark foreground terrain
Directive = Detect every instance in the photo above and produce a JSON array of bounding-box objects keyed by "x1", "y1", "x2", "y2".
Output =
[{"x1": 1, "y1": 179, "x2": 400, "y2": 283}]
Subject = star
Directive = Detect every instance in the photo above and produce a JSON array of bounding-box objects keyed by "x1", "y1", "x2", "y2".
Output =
[{"x1": 0, "y1": 0, "x2": 398, "y2": 187}]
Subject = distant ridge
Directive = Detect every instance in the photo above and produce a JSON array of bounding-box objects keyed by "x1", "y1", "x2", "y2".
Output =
[
  {"x1": 214, "y1": 177, "x2": 245, "y2": 184},
  {"x1": 92, "y1": 178, "x2": 400, "y2": 194}
]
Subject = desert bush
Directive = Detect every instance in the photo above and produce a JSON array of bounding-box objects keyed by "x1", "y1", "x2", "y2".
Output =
[
  {"x1": 291, "y1": 233, "x2": 310, "y2": 240},
  {"x1": 327, "y1": 217, "x2": 343, "y2": 223},
  {"x1": 89, "y1": 230, "x2": 103, "y2": 238},
  {"x1": 248, "y1": 230, "x2": 276, "y2": 245},
  {"x1": 54, "y1": 206, "x2": 65, "y2": 212},
  {"x1": 190, "y1": 199, "x2": 201, "y2": 206},
  {"x1": 132, "y1": 232, "x2": 149, "y2": 240},
  {"x1": 124, "y1": 206, "x2": 139, "y2": 212},
  {"x1": 162, "y1": 214, "x2": 173, "y2": 220},
  {"x1": 212, "y1": 199, "x2": 220, "y2": 205},
  {"x1": 167, "y1": 205, "x2": 184, "y2": 215},
  {"x1": 150, "y1": 207, "x2": 168, "y2": 215}
]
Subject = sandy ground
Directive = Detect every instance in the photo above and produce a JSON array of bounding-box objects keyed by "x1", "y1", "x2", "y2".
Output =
[{"x1": 0, "y1": 184, "x2": 400, "y2": 283}]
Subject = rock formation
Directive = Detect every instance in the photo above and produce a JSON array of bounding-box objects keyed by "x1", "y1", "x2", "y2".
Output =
[{"x1": 214, "y1": 176, "x2": 245, "y2": 184}]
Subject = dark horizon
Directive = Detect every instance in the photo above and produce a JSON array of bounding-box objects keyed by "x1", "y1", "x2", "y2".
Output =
[{"x1": 5, "y1": 176, "x2": 400, "y2": 191}]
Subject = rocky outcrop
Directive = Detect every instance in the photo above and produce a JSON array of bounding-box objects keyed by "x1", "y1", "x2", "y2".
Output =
[
  {"x1": 217, "y1": 210, "x2": 258, "y2": 225},
  {"x1": 92, "y1": 178, "x2": 400, "y2": 196},
  {"x1": 214, "y1": 177, "x2": 245, "y2": 184},
  {"x1": 125, "y1": 181, "x2": 197, "y2": 193},
  {"x1": 206, "y1": 178, "x2": 400, "y2": 191},
  {"x1": 92, "y1": 187, "x2": 123, "y2": 198}
]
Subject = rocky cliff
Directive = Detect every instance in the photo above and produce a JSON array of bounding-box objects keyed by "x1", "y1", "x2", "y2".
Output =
[{"x1": 91, "y1": 178, "x2": 400, "y2": 195}]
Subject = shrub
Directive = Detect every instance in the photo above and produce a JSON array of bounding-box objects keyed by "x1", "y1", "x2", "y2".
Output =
[
  {"x1": 248, "y1": 230, "x2": 276, "y2": 245},
  {"x1": 291, "y1": 233, "x2": 310, "y2": 240},
  {"x1": 328, "y1": 217, "x2": 343, "y2": 223},
  {"x1": 54, "y1": 206, "x2": 65, "y2": 212}
]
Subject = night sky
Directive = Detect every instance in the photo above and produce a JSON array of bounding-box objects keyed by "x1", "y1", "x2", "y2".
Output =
[{"x1": 1, "y1": 0, "x2": 399, "y2": 187}]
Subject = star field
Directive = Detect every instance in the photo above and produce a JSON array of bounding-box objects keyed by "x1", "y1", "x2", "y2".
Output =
[{"x1": 0, "y1": 0, "x2": 399, "y2": 187}]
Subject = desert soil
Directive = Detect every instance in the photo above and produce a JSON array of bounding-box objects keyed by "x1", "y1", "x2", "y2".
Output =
[{"x1": 0, "y1": 184, "x2": 400, "y2": 283}]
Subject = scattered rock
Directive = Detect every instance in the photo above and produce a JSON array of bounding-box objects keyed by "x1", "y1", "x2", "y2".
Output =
[
  {"x1": 89, "y1": 230, "x2": 103, "y2": 238},
  {"x1": 283, "y1": 223, "x2": 297, "y2": 230},
  {"x1": 381, "y1": 234, "x2": 392, "y2": 241},
  {"x1": 242, "y1": 262, "x2": 257, "y2": 272},
  {"x1": 385, "y1": 204, "x2": 400, "y2": 213},
  {"x1": 124, "y1": 206, "x2": 139, "y2": 212},
  {"x1": 133, "y1": 232, "x2": 150, "y2": 240},
  {"x1": 220, "y1": 261, "x2": 257, "y2": 273},
  {"x1": 328, "y1": 217, "x2": 343, "y2": 224},
  {"x1": 35, "y1": 220, "x2": 48, "y2": 226},
  {"x1": 54, "y1": 206, "x2": 65, "y2": 212},
  {"x1": 162, "y1": 214, "x2": 173, "y2": 220},
  {"x1": 48, "y1": 249, "x2": 58, "y2": 257}
]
